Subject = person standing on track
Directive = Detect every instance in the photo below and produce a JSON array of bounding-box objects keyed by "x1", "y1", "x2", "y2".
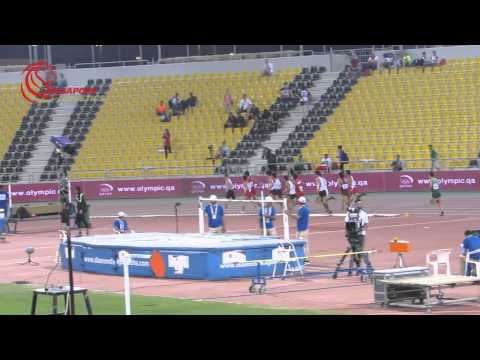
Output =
[
  {"x1": 270, "y1": 173, "x2": 282, "y2": 200},
  {"x1": 162, "y1": 129, "x2": 172, "y2": 159},
  {"x1": 292, "y1": 196, "x2": 311, "y2": 261},
  {"x1": 429, "y1": 172, "x2": 444, "y2": 216},
  {"x1": 338, "y1": 172, "x2": 352, "y2": 212},
  {"x1": 74, "y1": 187, "x2": 90, "y2": 237},
  {"x1": 284, "y1": 175, "x2": 296, "y2": 214},
  {"x1": 258, "y1": 196, "x2": 277, "y2": 236},
  {"x1": 204, "y1": 195, "x2": 226, "y2": 233},
  {"x1": 315, "y1": 170, "x2": 334, "y2": 214},
  {"x1": 241, "y1": 175, "x2": 256, "y2": 213}
]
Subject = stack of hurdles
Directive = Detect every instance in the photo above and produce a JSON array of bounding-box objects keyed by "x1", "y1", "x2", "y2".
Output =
[
  {"x1": 71, "y1": 69, "x2": 299, "y2": 179},
  {"x1": 299, "y1": 58, "x2": 480, "y2": 170}
]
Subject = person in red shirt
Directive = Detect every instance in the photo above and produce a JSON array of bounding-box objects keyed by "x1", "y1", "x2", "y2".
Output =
[
  {"x1": 162, "y1": 129, "x2": 172, "y2": 159},
  {"x1": 156, "y1": 101, "x2": 169, "y2": 122},
  {"x1": 293, "y1": 173, "x2": 305, "y2": 198}
]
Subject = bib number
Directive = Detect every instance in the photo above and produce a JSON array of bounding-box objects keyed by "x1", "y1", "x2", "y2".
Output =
[{"x1": 432, "y1": 183, "x2": 439, "y2": 191}]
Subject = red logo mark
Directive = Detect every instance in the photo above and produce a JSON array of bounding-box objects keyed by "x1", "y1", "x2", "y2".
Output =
[
  {"x1": 20, "y1": 61, "x2": 97, "y2": 104},
  {"x1": 20, "y1": 61, "x2": 57, "y2": 103}
]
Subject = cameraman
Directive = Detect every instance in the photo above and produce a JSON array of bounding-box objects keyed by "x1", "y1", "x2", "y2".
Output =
[{"x1": 333, "y1": 200, "x2": 372, "y2": 278}]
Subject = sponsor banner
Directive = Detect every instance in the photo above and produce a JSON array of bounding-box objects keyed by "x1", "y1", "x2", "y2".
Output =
[
  {"x1": 72, "y1": 179, "x2": 184, "y2": 200},
  {"x1": 10, "y1": 183, "x2": 60, "y2": 202},
  {"x1": 385, "y1": 171, "x2": 480, "y2": 192},
  {"x1": 8, "y1": 171, "x2": 480, "y2": 203}
]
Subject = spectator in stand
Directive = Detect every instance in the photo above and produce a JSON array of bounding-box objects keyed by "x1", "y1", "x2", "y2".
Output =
[
  {"x1": 224, "y1": 89, "x2": 234, "y2": 113},
  {"x1": 477, "y1": 150, "x2": 480, "y2": 169},
  {"x1": 162, "y1": 129, "x2": 172, "y2": 159},
  {"x1": 224, "y1": 112, "x2": 237, "y2": 134},
  {"x1": 236, "y1": 113, "x2": 247, "y2": 134},
  {"x1": 394, "y1": 56, "x2": 403, "y2": 74},
  {"x1": 391, "y1": 154, "x2": 404, "y2": 172},
  {"x1": 320, "y1": 153, "x2": 333, "y2": 172},
  {"x1": 156, "y1": 101, "x2": 170, "y2": 122},
  {"x1": 403, "y1": 54, "x2": 412, "y2": 67},
  {"x1": 218, "y1": 141, "x2": 230, "y2": 159},
  {"x1": 280, "y1": 83, "x2": 292, "y2": 102},
  {"x1": 420, "y1": 51, "x2": 427, "y2": 72},
  {"x1": 430, "y1": 50, "x2": 439, "y2": 72},
  {"x1": 367, "y1": 52, "x2": 379, "y2": 70},
  {"x1": 261, "y1": 108, "x2": 271, "y2": 120},
  {"x1": 185, "y1": 92, "x2": 198, "y2": 108},
  {"x1": 249, "y1": 103, "x2": 261, "y2": 120},
  {"x1": 350, "y1": 52, "x2": 360, "y2": 70},
  {"x1": 300, "y1": 88, "x2": 310, "y2": 105},
  {"x1": 58, "y1": 73, "x2": 68, "y2": 88},
  {"x1": 382, "y1": 54, "x2": 394, "y2": 74},
  {"x1": 263, "y1": 59, "x2": 274, "y2": 76},
  {"x1": 429, "y1": 144, "x2": 440, "y2": 171},
  {"x1": 169, "y1": 93, "x2": 183, "y2": 115},
  {"x1": 239, "y1": 94, "x2": 253, "y2": 113},
  {"x1": 337, "y1": 145, "x2": 349, "y2": 171}
]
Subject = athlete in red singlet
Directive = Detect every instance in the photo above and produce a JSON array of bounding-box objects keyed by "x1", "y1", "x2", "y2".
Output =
[{"x1": 293, "y1": 174, "x2": 305, "y2": 198}]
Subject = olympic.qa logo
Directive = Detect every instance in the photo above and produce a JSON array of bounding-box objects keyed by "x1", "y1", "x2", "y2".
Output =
[{"x1": 20, "y1": 61, "x2": 97, "y2": 104}]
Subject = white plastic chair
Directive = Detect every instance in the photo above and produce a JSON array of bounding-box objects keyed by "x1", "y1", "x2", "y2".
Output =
[
  {"x1": 465, "y1": 249, "x2": 480, "y2": 277},
  {"x1": 426, "y1": 249, "x2": 451, "y2": 276}
]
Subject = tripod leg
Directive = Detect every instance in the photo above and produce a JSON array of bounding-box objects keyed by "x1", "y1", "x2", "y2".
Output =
[{"x1": 333, "y1": 247, "x2": 351, "y2": 279}]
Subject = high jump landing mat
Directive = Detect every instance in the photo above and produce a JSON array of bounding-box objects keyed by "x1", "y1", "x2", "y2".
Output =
[{"x1": 59, "y1": 233, "x2": 306, "y2": 280}]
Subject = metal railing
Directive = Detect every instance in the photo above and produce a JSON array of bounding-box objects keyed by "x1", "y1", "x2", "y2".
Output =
[
  {"x1": 156, "y1": 50, "x2": 315, "y2": 65},
  {"x1": 74, "y1": 59, "x2": 152, "y2": 69}
]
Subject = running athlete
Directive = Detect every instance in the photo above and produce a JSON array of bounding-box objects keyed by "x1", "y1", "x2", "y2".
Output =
[
  {"x1": 346, "y1": 170, "x2": 366, "y2": 203},
  {"x1": 284, "y1": 175, "x2": 296, "y2": 214},
  {"x1": 242, "y1": 175, "x2": 256, "y2": 213},
  {"x1": 224, "y1": 174, "x2": 235, "y2": 210},
  {"x1": 338, "y1": 172, "x2": 352, "y2": 212},
  {"x1": 270, "y1": 173, "x2": 283, "y2": 200},
  {"x1": 293, "y1": 173, "x2": 305, "y2": 199},
  {"x1": 315, "y1": 170, "x2": 334, "y2": 214},
  {"x1": 429, "y1": 172, "x2": 444, "y2": 216}
]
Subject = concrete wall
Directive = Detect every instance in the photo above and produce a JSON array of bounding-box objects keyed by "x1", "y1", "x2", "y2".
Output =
[
  {"x1": 0, "y1": 54, "x2": 334, "y2": 86},
  {"x1": 375, "y1": 45, "x2": 480, "y2": 61}
]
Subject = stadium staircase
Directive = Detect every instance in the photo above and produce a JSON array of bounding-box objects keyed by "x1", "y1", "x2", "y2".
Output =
[
  {"x1": 246, "y1": 72, "x2": 340, "y2": 174},
  {"x1": 20, "y1": 95, "x2": 78, "y2": 182},
  {"x1": 267, "y1": 68, "x2": 361, "y2": 174},
  {"x1": 39, "y1": 79, "x2": 111, "y2": 182},
  {"x1": 300, "y1": 58, "x2": 480, "y2": 171}
]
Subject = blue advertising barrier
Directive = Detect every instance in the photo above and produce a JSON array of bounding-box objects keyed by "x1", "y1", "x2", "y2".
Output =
[{"x1": 59, "y1": 233, "x2": 306, "y2": 280}]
